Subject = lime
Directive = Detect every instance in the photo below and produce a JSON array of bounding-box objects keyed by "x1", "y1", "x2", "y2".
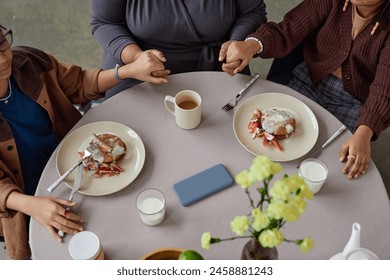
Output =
[{"x1": 178, "y1": 250, "x2": 204, "y2": 260}]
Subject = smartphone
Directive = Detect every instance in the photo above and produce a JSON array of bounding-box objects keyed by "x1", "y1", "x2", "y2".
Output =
[{"x1": 172, "y1": 164, "x2": 234, "y2": 206}]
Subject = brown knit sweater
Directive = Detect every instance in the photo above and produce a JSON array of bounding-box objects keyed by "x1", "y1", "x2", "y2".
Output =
[{"x1": 250, "y1": 0, "x2": 390, "y2": 139}]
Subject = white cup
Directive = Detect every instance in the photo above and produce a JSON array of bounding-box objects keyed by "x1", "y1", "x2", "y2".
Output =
[
  {"x1": 136, "y1": 188, "x2": 166, "y2": 226},
  {"x1": 298, "y1": 158, "x2": 328, "y2": 194},
  {"x1": 164, "y1": 90, "x2": 202, "y2": 129},
  {"x1": 68, "y1": 231, "x2": 105, "y2": 260}
]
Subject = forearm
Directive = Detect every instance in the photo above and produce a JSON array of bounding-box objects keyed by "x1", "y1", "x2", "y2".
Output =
[
  {"x1": 5, "y1": 191, "x2": 32, "y2": 215},
  {"x1": 96, "y1": 63, "x2": 139, "y2": 92},
  {"x1": 90, "y1": 0, "x2": 135, "y2": 62},
  {"x1": 120, "y1": 44, "x2": 143, "y2": 64},
  {"x1": 230, "y1": 0, "x2": 267, "y2": 40},
  {"x1": 354, "y1": 125, "x2": 374, "y2": 142},
  {"x1": 251, "y1": 0, "x2": 332, "y2": 58},
  {"x1": 97, "y1": 69, "x2": 120, "y2": 93},
  {"x1": 358, "y1": 48, "x2": 390, "y2": 140}
]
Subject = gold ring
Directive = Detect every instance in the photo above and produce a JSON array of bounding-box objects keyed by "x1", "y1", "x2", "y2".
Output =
[{"x1": 347, "y1": 155, "x2": 356, "y2": 161}]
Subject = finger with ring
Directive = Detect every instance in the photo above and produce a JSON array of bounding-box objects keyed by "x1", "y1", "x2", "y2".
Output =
[
  {"x1": 62, "y1": 209, "x2": 70, "y2": 218},
  {"x1": 347, "y1": 155, "x2": 356, "y2": 161}
]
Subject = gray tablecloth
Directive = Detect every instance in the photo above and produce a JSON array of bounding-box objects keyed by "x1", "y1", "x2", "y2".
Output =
[{"x1": 30, "y1": 72, "x2": 390, "y2": 260}]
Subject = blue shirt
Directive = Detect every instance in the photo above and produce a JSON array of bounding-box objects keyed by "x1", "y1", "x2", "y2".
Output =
[{"x1": 0, "y1": 78, "x2": 57, "y2": 195}]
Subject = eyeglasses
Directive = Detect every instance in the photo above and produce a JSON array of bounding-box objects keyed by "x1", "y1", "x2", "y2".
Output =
[{"x1": 0, "y1": 29, "x2": 13, "y2": 52}]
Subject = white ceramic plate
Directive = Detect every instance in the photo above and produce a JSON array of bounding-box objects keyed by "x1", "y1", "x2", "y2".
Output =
[
  {"x1": 233, "y1": 92, "x2": 319, "y2": 162},
  {"x1": 56, "y1": 121, "x2": 145, "y2": 196}
]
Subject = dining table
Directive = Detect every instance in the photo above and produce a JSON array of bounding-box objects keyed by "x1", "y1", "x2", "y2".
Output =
[{"x1": 30, "y1": 71, "x2": 390, "y2": 260}]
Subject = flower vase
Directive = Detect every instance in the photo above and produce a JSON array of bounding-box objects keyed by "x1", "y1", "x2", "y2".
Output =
[{"x1": 241, "y1": 238, "x2": 278, "y2": 260}]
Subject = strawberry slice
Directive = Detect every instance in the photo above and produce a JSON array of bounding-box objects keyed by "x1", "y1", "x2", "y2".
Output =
[{"x1": 272, "y1": 139, "x2": 283, "y2": 151}]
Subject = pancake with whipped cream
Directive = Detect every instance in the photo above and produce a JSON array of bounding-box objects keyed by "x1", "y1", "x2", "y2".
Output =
[
  {"x1": 91, "y1": 133, "x2": 127, "y2": 163},
  {"x1": 261, "y1": 109, "x2": 296, "y2": 139}
]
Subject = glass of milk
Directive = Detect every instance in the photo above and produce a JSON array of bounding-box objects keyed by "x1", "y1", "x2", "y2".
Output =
[
  {"x1": 136, "y1": 188, "x2": 166, "y2": 226},
  {"x1": 298, "y1": 158, "x2": 328, "y2": 194}
]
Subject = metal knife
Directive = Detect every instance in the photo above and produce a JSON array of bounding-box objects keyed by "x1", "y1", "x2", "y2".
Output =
[
  {"x1": 297, "y1": 125, "x2": 347, "y2": 168},
  {"x1": 58, "y1": 163, "x2": 83, "y2": 237}
]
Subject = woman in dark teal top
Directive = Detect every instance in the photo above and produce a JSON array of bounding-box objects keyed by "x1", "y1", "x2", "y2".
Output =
[
  {"x1": 0, "y1": 78, "x2": 57, "y2": 196},
  {"x1": 91, "y1": 0, "x2": 267, "y2": 98}
]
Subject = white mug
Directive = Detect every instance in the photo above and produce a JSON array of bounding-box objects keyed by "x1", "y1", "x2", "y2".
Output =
[{"x1": 164, "y1": 90, "x2": 202, "y2": 129}]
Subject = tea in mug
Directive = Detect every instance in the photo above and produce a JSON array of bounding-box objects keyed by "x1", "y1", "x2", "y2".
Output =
[
  {"x1": 178, "y1": 100, "x2": 198, "y2": 110},
  {"x1": 164, "y1": 89, "x2": 202, "y2": 129}
]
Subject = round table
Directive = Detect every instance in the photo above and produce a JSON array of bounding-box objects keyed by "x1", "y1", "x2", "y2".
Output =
[{"x1": 30, "y1": 72, "x2": 390, "y2": 260}]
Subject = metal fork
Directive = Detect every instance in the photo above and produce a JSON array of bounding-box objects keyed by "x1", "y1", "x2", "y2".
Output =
[
  {"x1": 47, "y1": 141, "x2": 100, "y2": 193},
  {"x1": 221, "y1": 73, "x2": 260, "y2": 111}
]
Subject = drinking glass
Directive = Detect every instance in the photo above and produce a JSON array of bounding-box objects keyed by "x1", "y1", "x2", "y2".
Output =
[
  {"x1": 136, "y1": 188, "x2": 166, "y2": 226},
  {"x1": 298, "y1": 158, "x2": 328, "y2": 194}
]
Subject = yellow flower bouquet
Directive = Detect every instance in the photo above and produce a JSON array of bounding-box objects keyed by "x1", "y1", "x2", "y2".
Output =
[{"x1": 201, "y1": 155, "x2": 314, "y2": 257}]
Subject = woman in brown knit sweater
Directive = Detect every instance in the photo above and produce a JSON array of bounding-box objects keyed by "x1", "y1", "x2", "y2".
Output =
[{"x1": 220, "y1": 0, "x2": 390, "y2": 180}]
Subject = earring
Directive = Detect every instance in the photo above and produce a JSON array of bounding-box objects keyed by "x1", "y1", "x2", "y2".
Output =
[
  {"x1": 371, "y1": 21, "x2": 380, "y2": 36},
  {"x1": 343, "y1": 0, "x2": 349, "y2": 12}
]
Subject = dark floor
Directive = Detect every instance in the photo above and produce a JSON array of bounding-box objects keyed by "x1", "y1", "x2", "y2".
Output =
[{"x1": 1, "y1": 0, "x2": 389, "y2": 260}]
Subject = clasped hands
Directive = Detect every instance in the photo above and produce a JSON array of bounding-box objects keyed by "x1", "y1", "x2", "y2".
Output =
[
  {"x1": 120, "y1": 49, "x2": 171, "y2": 84},
  {"x1": 219, "y1": 40, "x2": 258, "y2": 76}
]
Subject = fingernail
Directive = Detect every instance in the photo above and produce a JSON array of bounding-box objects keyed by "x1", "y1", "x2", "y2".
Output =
[
  {"x1": 339, "y1": 157, "x2": 343, "y2": 162},
  {"x1": 57, "y1": 238, "x2": 62, "y2": 243}
]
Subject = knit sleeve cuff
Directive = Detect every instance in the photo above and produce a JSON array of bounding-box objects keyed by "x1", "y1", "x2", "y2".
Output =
[
  {"x1": 358, "y1": 113, "x2": 385, "y2": 141},
  {"x1": 0, "y1": 177, "x2": 21, "y2": 218}
]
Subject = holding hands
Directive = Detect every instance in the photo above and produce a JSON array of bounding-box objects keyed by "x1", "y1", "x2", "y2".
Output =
[
  {"x1": 118, "y1": 49, "x2": 170, "y2": 84},
  {"x1": 219, "y1": 40, "x2": 261, "y2": 76}
]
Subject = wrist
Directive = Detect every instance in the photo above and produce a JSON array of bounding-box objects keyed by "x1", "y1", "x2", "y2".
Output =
[
  {"x1": 355, "y1": 125, "x2": 374, "y2": 140},
  {"x1": 121, "y1": 44, "x2": 142, "y2": 63},
  {"x1": 6, "y1": 191, "x2": 29, "y2": 213},
  {"x1": 245, "y1": 37, "x2": 263, "y2": 55},
  {"x1": 114, "y1": 64, "x2": 124, "y2": 81}
]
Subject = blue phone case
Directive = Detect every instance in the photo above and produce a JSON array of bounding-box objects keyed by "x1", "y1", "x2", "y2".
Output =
[{"x1": 172, "y1": 164, "x2": 234, "y2": 206}]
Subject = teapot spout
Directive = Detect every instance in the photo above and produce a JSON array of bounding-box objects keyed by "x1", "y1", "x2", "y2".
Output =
[{"x1": 342, "y1": 223, "x2": 361, "y2": 255}]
